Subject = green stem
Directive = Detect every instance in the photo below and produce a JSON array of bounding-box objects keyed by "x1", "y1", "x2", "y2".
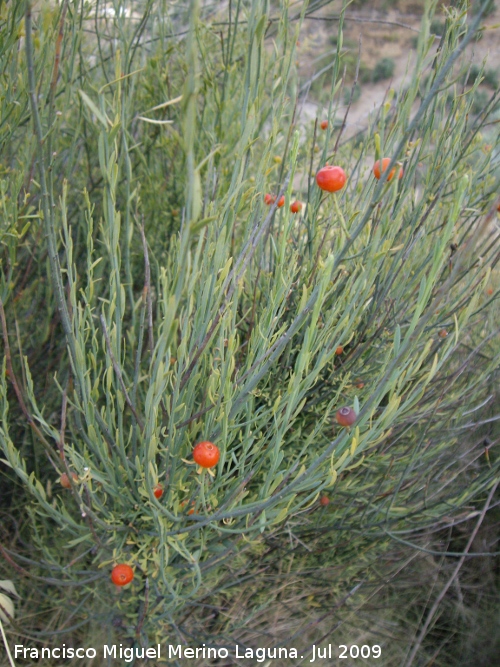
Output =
[{"x1": 25, "y1": 4, "x2": 77, "y2": 372}]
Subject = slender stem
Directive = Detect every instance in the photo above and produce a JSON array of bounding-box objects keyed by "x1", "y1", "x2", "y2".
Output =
[
  {"x1": 25, "y1": 4, "x2": 77, "y2": 370},
  {"x1": 100, "y1": 315, "x2": 144, "y2": 431},
  {"x1": 179, "y1": 177, "x2": 289, "y2": 391},
  {"x1": 0, "y1": 617, "x2": 16, "y2": 667},
  {"x1": 0, "y1": 299, "x2": 59, "y2": 462},
  {"x1": 140, "y1": 221, "x2": 154, "y2": 355}
]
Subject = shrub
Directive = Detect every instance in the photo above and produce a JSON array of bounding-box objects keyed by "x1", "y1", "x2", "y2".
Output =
[
  {"x1": 484, "y1": 68, "x2": 499, "y2": 89},
  {"x1": 343, "y1": 82, "x2": 362, "y2": 104},
  {"x1": 430, "y1": 18, "x2": 446, "y2": 35},
  {"x1": 471, "y1": 0, "x2": 497, "y2": 17},
  {"x1": 472, "y1": 89, "x2": 491, "y2": 113},
  {"x1": 372, "y1": 57, "x2": 395, "y2": 82}
]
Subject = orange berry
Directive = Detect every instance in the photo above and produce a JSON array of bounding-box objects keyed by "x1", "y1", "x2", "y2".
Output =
[
  {"x1": 111, "y1": 564, "x2": 134, "y2": 586},
  {"x1": 335, "y1": 345, "x2": 343, "y2": 356},
  {"x1": 153, "y1": 484, "x2": 163, "y2": 499},
  {"x1": 264, "y1": 193, "x2": 275, "y2": 205},
  {"x1": 356, "y1": 381, "x2": 365, "y2": 389},
  {"x1": 277, "y1": 195, "x2": 285, "y2": 208},
  {"x1": 319, "y1": 495, "x2": 330, "y2": 506},
  {"x1": 373, "y1": 158, "x2": 403, "y2": 182},
  {"x1": 182, "y1": 500, "x2": 196, "y2": 515},
  {"x1": 316, "y1": 165, "x2": 347, "y2": 193},
  {"x1": 60, "y1": 472, "x2": 78, "y2": 488},
  {"x1": 193, "y1": 441, "x2": 220, "y2": 469},
  {"x1": 320, "y1": 120, "x2": 328, "y2": 130},
  {"x1": 438, "y1": 329, "x2": 448, "y2": 338},
  {"x1": 486, "y1": 287, "x2": 493, "y2": 295},
  {"x1": 336, "y1": 407, "x2": 357, "y2": 427},
  {"x1": 290, "y1": 200, "x2": 302, "y2": 213}
]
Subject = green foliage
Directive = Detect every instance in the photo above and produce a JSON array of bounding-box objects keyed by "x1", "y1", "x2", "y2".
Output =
[
  {"x1": 430, "y1": 18, "x2": 446, "y2": 35},
  {"x1": 343, "y1": 82, "x2": 362, "y2": 104},
  {"x1": 0, "y1": 0, "x2": 499, "y2": 660},
  {"x1": 372, "y1": 57, "x2": 396, "y2": 82},
  {"x1": 471, "y1": 0, "x2": 497, "y2": 16},
  {"x1": 472, "y1": 88, "x2": 491, "y2": 113},
  {"x1": 467, "y1": 64, "x2": 499, "y2": 89}
]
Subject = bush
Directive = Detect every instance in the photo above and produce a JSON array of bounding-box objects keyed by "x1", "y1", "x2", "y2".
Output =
[
  {"x1": 0, "y1": 0, "x2": 499, "y2": 661},
  {"x1": 372, "y1": 57, "x2": 396, "y2": 82},
  {"x1": 472, "y1": 89, "x2": 491, "y2": 113},
  {"x1": 430, "y1": 18, "x2": 446, "y2": 35},
  {"x1": 343, "y1": 82, "x2": 362, "y2": 104},
  {"x1": 471, "y1": 0, "x2": 497, "y2": 17},
  {"x1": 484, "y1": 68, "x2": 499, "y2": 88}
]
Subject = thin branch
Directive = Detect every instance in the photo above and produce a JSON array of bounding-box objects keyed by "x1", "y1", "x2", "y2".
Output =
[
  {"x1": 135, "y1": 576, "x2": 149, "y2": 639},
  {"x1": 0, "y1": 299, "x2": 59, "y2": 463},
  {"x1": 140, "y1": 220, "x2": 154, "y2": 355},
  {"x1": 179, "y1": 176, "x2": 290, "y2": 392},
  {"x1": 333, "y1": 35, "x2": 361, "y2": 156},
  {"x1": 304, "y1": 14, "x2": 422, "y2": 34},
  {"x1": 59, "y1": 385, "x2": 68, "y2": 461},
  {"x1": 25, "y1": 4, "x2": 77, "y2": 368},
  {"x1": 100, "y1": 315, "x2": 144, "y2": 431},
  {"x1": 0, "y1": 617, "x2": 16, "y2": 667}
]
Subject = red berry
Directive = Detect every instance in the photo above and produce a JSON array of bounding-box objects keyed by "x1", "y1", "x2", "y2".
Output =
[
  {"x1": 60, "y1": 472, "x2": 78, "y2": 488},
  {"x1": 373, "y1": 158, "x2": 403, "y2": 182},
  {"x1": 193, "y1": 441, "x2": 220, "y2": 469},
  {"x1": 438, "y1": 329, "x2": 448, "y2": 338},
  {"x1": 277, "y1": 195, "x2": 285, "y2": 208},
  {"x1": 316, "y1": 165, "x2": 347, "y2": 193},
  {"x1": 336, "y1": 406, "x2": 357, "y2": 427},
  {"x1": 290, "y1": 200, "x2": 302, "y2": 213},
  {"x1": 264, "y1": 193, "x2": 275, "y2": 205},
  {"x1": 153, "y1": 484, "x2": 163, "y2": 499},
  {"x1": 335, "y1": 345, "x2": 343, "y2": 356},
  {"x1": 111, "y1": 564, "x2": 134, "y2": 586},
  {"x1": 181, "y1": 500, "x2": 196, "y2": 514},
  {"x1": 320, "y1": 120, "x2": 328, "y2": 130},
  {"x1": 319, "y1": 495, "x2": 330, "y2": 506}
]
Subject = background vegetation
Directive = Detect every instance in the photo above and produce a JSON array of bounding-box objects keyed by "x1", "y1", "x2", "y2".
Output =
[{"x1": 1, "y1": 0, "x2": 499, "y2": 665}]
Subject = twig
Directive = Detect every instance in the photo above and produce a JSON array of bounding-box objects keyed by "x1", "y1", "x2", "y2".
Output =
[
  {"x1": 0, "y1": 299, "x2": 59, "y2": 463},
  {"x1": 49, "y1": 0, "x2": 68, "y2": 98},
  {"x1": 25, "y1": 4, "x2": 77, "y2": 369},
  {"x1": 0, "y1": 542, "x2": 29, "y2": 578},
  {"x1": 304, "y1": 14, "x2": 422, "y2": 34},
  {"x1": 0, "y1": 617, "x2": 16, "y2": 667},
  {"x1": 59, "y1": 385, "x2": 68, "y2": 461},
  {"x1": 333, "y1": 35, "x2": 361, "y2": 156},
  {"x1": 100, "y1": 315, "x2": 144, "y2": 431},
  {"x1": 212, "y1": 14, "x2": 422, "y2": 34},
  {"x1": 135, "y1": 576, "x2": 149, "y2": 639},
  {"x1": 179, "y1": 176, "x2": 290, "y2": 391},
  {"x1": 404, "y1": 480, "x2": 500, "y2": 667},
  {"x1": 139, "y1": 220, "x2": 154, "y2": 355}
]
